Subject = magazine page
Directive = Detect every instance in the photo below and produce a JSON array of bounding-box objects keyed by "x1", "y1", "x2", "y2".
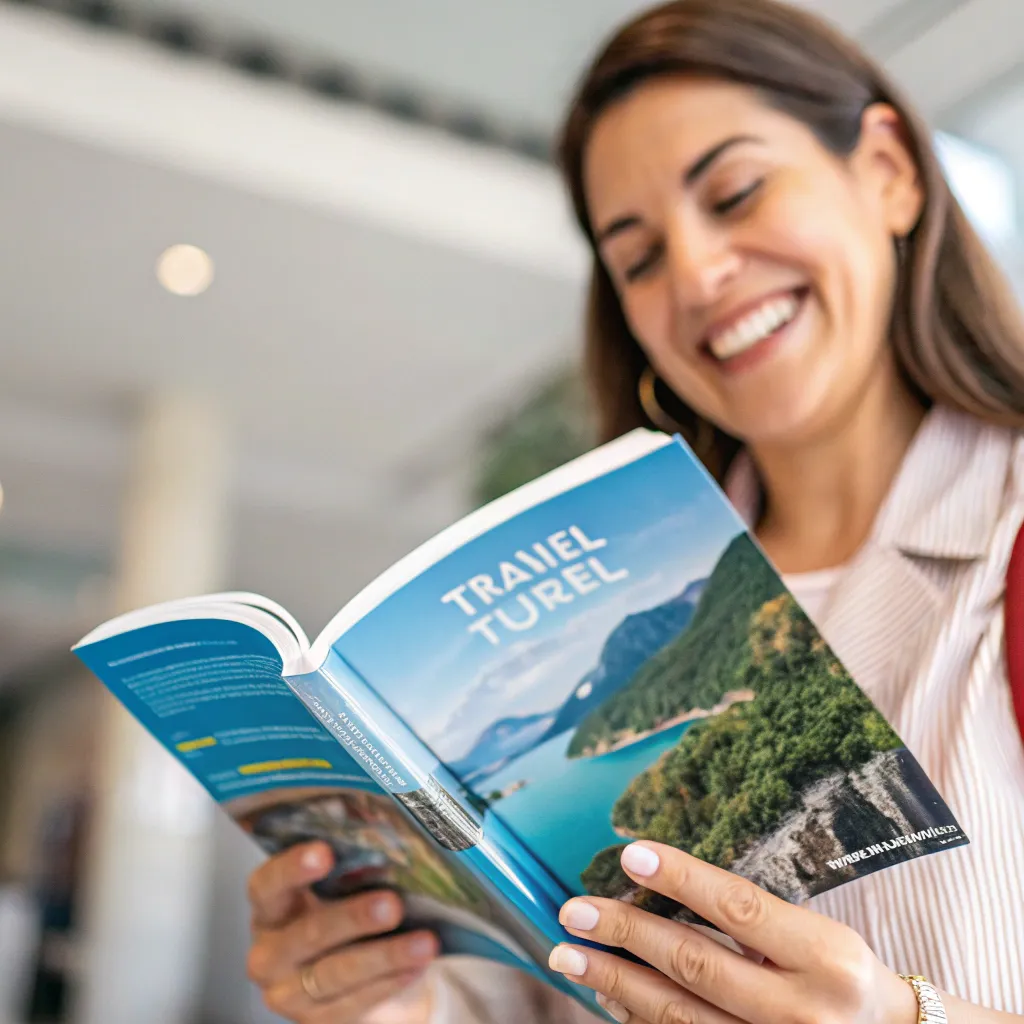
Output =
[
  {"x1": 286, "y1": 650, "x2": 609, "y2": 1016},
  {"x1": 71, "y1": 617, "x2": 590, "y2": 1007},
  {"x1": 331, "y1": 437, "x2": 968, "y2": 930}
]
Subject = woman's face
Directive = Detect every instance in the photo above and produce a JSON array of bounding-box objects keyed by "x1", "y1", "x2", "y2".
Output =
[{"x1": 582, "y1": 77, "x2": 923, "y2": 449}]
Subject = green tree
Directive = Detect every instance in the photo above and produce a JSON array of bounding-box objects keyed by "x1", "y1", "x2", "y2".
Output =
[
  {"x1": 472, "y1": 369, "x2": 594, "y2": 507},
  {"x1": 583, "y1": 593, "x2": 902, "y2": 895},
  {"x1": 568, "y1": 534, "x2": 785, "y2": 756},
  {"x1": 579, "y1": 845, "x2": 631, "y2": 897}
]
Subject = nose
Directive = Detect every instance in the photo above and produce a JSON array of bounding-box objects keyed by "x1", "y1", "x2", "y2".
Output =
[{"x1": 664, "y1": 219, "x2": 742, "y2": 308}]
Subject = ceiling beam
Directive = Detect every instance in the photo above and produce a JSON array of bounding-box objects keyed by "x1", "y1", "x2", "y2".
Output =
[
  {"x1": 884, "y1": 0, "x2": 1024, "y2": 121},
  {"x1": 0, "y1": 4, "x2": 587, "y2": 282}
]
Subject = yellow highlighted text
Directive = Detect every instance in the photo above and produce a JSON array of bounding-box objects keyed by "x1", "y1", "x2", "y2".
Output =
[
  {"x1": 238, "y1": 758, "x2": 332, "y2": 775},
  {"x1": 176, "y1": 737, "x2": 217, "y2": 753}
]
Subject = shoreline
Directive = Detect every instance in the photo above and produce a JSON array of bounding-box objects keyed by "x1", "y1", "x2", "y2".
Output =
[
  {"x1": 576, "y1": 689, "x2": 756, "y2": 759},
  {"x1": 487, "y1": 778, "x2": 529, "y2": 801}
]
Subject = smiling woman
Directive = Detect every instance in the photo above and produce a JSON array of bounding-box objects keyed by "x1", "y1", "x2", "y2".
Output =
[
  {"x1": 559, "y1": 7, "x2": 1024, "y2": 496},
  {"x1": 577, "y1": 76, "x2": 921, "y2": 501},
  {"x1": 242, "y1": 2, "x2": 1024, "y2": 1022},
  {"x1": 544, "y1": 1, "x2": 1024, "y2": 1021}
]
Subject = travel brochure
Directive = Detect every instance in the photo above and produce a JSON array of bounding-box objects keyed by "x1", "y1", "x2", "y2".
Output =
[{"x1": 73, "y1": 429, "x2": 967, "y2": 1021}]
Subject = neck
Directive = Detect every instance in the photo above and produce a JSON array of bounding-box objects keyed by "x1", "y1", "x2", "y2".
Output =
[{"x1": 751, "y1": 372, "x2": 926, "y2": 575}]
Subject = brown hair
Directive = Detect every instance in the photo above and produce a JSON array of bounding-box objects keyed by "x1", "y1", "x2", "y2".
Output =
[{"x1": 558, "y1": 0, "x2": 1024, "y2": 481}]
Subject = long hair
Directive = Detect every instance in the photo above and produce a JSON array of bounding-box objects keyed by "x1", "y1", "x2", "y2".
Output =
[{"x1": 558, "y1": 0, "x2": 1024, "y2": 481}]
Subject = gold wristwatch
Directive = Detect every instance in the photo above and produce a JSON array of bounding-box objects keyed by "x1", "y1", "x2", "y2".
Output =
[{"x1": 899, "y1": 975, "x2": 948, "y2": 1024}]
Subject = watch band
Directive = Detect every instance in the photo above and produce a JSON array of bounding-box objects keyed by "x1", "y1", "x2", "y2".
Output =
[{"x1": 899, "y1": 975, "x2": 949, "y2": 1024}]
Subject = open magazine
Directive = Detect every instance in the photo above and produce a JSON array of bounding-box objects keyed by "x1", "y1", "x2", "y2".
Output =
[{"x1": 73, "y1": 429, "x2": 968, "y2": 1020}]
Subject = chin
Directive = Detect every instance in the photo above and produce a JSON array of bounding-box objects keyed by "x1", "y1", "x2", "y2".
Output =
[
  {"x1": 728, "y1": 360, "x2": 844, "y2": 448},
  {"x1": 725, "y1": 398, "x2": 832, "y2": 451}
]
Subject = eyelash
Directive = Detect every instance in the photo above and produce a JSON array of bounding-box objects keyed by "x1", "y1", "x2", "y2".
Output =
[
  {"x1": 624, "y1": 245, "x2": 664, "y2": 282},
  {"x1": 712, "y1": 178, "x2": 764, "y2": 215},
  {"x1": 622, "y1": 178, "x2": 765, "y2": 283}
]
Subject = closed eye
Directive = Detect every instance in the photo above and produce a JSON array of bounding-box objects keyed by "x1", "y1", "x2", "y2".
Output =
[
  {"x1": 713, "y1": 178, "x2": 764, "y2": 215},
  {"x1": 625, "y1": 243, "x2": 664, "y2": 282}
]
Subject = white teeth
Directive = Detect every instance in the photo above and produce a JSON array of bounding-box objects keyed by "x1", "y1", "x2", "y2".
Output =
[{"x1": 709, "y1": 295, "x2": 800, "y2": 361}]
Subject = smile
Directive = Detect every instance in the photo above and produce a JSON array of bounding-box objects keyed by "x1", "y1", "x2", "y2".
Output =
[{"x1": 706, "y1": 290, "x2": 804, "y2": 362}]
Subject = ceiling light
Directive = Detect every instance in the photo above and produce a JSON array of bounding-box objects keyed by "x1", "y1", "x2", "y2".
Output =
[{"x1": 156, "y1": 244, "x2": 215, "y2": 296}]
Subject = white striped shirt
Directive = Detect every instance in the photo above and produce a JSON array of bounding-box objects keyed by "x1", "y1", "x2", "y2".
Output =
[
  {"x1": 785, "y1": 407, "x2": 1024, "y2": 1012},
  {"x1": 404, "y1": 405, "x2": 1024, "y2": 1023}
]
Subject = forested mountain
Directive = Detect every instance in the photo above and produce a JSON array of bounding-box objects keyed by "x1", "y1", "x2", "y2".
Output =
[
  {"x1": 581, "y1": 593, "x2": 902, "y2": 901},
  {"x1": 568, "y1": 533, "x2": 782, "y2": 756}
]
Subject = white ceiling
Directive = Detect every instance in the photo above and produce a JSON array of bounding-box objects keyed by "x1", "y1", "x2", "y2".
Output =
[
  {"x1": 0, "y1": 113, "x2": 583, "y2": 651},
  {"x1": 109, "y1": 0, "x2": 981, "y2": 132},
  {"x1": 3, "y1": 0, "x2": 1024, "y2": 684},
  {"x1": 0, "y1": 6, "x2": 590, "y2": 672},
  {"x1": 0, "y1": 120, "x2": 579, "y2": 475}
]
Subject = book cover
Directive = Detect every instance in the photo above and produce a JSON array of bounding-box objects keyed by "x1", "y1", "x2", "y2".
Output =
[{"x1": 328, "y1": 437, "x2": 967, "y2": 922}]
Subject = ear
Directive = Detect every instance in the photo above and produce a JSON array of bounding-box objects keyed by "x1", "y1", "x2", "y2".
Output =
[{"x1": 851, "y1": 103, "x2": 925, "y2": 238}]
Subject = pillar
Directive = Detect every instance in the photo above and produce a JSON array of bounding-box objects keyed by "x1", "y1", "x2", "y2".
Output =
[{"x1": 73, "y1": 394, "x2": 231, "y2": 1024}]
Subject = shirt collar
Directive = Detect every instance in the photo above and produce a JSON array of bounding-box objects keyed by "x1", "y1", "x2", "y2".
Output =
[{"x1": 723, "y1": 404, "x2": 1016, "y2": 562}]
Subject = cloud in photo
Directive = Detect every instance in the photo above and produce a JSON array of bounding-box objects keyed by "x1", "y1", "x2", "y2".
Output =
[
  {"x1": 424, "y1": 563, "x2": 705, "y2": 760},
  {"x1": 426, "y1": 633, "x2": 594, "y2": 759}
]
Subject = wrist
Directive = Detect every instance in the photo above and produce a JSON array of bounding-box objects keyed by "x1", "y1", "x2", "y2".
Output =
[
  {"x1": 882, "y1": 969, "x2": 925, "y2": 1024},
  {"x1": 898, "y1": 974, "x2": 949, "y2": 1024}
]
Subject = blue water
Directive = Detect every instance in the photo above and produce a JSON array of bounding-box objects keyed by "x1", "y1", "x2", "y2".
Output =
[{"x1": 480, "y1": 720, "x2": 696, "y2": 894}]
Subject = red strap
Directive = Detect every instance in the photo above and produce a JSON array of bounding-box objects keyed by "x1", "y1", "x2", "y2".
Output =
[{"x1": 1003, "y1": 519, "x2": 1024, "y2": 744}]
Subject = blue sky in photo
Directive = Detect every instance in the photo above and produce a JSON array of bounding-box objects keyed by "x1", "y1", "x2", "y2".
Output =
[{"x1": 336, "y1": 443, "x2": 744, "y2": 761}]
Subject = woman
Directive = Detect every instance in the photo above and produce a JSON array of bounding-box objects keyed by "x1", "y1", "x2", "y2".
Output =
[{"x1": 244, "y1": 1, "x2": 1024, "y2": 1021}]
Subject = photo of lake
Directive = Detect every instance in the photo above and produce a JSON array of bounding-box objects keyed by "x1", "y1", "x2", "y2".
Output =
[
  {"x1": 481, "y1": 720, "x2": 695, "y2": 892},
  {"x1": 460, "y1": 529, "x2": 963, "y2": 916}
]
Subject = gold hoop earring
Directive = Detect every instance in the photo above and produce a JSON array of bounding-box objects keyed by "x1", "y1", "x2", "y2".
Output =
[
  {"x1": 694, "y1": 415, "x2": 716, "y2": 458},
  {"x1": 637, "y1": 366, "x2": 716, "y2": 457},
  {"x1": 638, "y1": 365, "x2": 683, "y2": 434}
]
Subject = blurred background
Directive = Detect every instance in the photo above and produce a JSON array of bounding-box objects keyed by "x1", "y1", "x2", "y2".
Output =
[{"x1": 0, "y1": 0, "x2": 1022, "y2": 1021}]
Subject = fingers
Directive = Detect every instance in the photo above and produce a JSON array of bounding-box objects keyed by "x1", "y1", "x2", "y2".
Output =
[
  {"x1": 597, "y1": 995, "x2": 648, "y2": 1024},
  {"x1": 558, "y1": 895, "x2": 784, "y2": 1021},
  {"x1": 616, "y1": 842, "x2": 820, "y2": 969},
  {"x1": 248, "y1": 842, "x2": 334, "y2": 930},
  {"x1": 548, "y1": 942, "x2": 740, "y2": 1024},
  {"x1": 596, "y1": 994, "x2": 656, "y2": 1024},
  {"x1": 245, "y1": 844, "x2": 439, "y2": 1023},
  {"x1": 262, "y1": 931, "x2": 439, "y2": 1021},
  {"x1": 248, "y1": 889, "x2": 404, "y2": 987},
  {"x1": 279, "y1": 968, "x2": 426, "y2": 1024}
]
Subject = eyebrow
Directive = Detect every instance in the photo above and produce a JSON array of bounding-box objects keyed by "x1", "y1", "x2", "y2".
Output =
[{"x1": 594, "y1": 133, "x2": 764, "y2": 245}]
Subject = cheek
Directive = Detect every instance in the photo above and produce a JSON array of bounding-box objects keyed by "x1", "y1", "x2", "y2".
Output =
[
  {"x1": 761, "y1": 186, "x2": 850, "y2": 277},
  {"x1": 620, "y1": 284, "x2": 676, "y2": 366},
  {"x1": 621, "y1": 287, "x2": 721, "y2": 413},
  {"x1": 766, "y1": 182, "x2": 894, "y2": 335}
]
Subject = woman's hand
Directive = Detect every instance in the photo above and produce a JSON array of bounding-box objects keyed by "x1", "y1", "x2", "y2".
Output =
[
  {"x1": 548, "y1": 841, "x2": 919, "y2": 1024},
  {"x1": 246, "y1": 841, "x2": 439, "y2": 1022}
]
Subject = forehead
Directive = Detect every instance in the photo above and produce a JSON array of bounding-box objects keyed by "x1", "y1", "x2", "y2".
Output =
[{"x1": 582, "y1": 77, "x2": 805, "y2": 212}]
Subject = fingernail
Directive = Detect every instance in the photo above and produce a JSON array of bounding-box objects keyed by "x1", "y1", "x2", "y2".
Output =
[
  {"x1": 621, "y1": 843, "x2": 660, "y2": 877},
  {"x1": 372, "y1": 896, "x2": 397, "y2": 924},
  {"x1": 301, "y1": 846, "x2": 328, "y2": 872},
  {"x1": 407, "y1": 934, "x2": 436, "y2": 960},
  {"x1": 738, "y1": 942, "x2": 766, "y2": 964},
  {"x1": 561, "y1": 899, "x2": 600, "y2": 931},
  {"x1": 548, "y1": 944, "x2": 588, "y2": 976},
  {"x1": 597, "y1": 994, "x2": 631, "y2": 1023}
]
